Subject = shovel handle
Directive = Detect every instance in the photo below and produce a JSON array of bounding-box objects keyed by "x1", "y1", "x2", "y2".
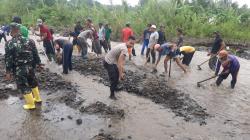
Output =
[
  {"x1": 198, "y1": 59, "x2": 210, "y2": 67},
  {"x1": 197, "y1": 75, "x2": 217, "y2": 84}
]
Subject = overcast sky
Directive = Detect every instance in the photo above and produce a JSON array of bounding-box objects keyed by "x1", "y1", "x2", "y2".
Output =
[{"x1": 96, "y1": 0, "x2": 250, "y2": 7}]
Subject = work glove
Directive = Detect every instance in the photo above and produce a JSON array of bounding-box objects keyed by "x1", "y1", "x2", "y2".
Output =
[
  {"x1": 215, "y1": 72, "x2": 218, "y2": 76},
  {"x1": 36, "y1": 64, "x2": 45, "y2": 72},
  {"x1": 5, "y1": 73, "x2": 12, "y2": 81}
]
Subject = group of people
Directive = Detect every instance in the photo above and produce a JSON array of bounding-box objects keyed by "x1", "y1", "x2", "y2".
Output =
[
  {"x1": 70, "y1": 19, "x2": 112, "y2": 59},
  {"x1": 2, "y1": 16, "x2": 241, "y2": 109},
  {"x1": 0, "y1": 25, "x2": 8, "y2": 43},
  {"x1": 104, "y1": 24, "x2": 240, "y2": 99},
  {"x1": 140, "y1": 24, "x2": 194, "y2": 74}
]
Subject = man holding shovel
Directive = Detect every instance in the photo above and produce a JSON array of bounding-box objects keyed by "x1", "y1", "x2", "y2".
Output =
[
  {"x1": 153, "y1": 43, "x2": 186, "y2": 74},
  {"x1": 176, "y1": 46, "x2": 196, "y2": 66},
  {"x1": 215, "y1": 50, "x2": 240, "y2": 89}
]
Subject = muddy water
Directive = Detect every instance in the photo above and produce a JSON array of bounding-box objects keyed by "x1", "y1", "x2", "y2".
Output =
[{"x1": 0, "y1": 36, "x2": 250, "y2": 140}]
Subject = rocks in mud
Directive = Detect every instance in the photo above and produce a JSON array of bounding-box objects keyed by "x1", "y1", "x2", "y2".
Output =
[
  {"x1": 91, "y1": 132, "x2": 122, "y2": 140},
  {"x1": 79, "y1": 101, "x2": 125, "y2": 119},
  {"x1": 59, "y1": 91, "x2": 85, "y2": 109},
  {"x1": 0, "y1": 55, "x2": 19, "y2": 100},
  {"x1": 73, "y1": 57, "x2": 210, "y2": 125},
  {"x1": 76, "y1": 119, "x2": 82, "y2": 125},
  {"x1": 0, "y1": 54, "x2": 84, "y2": 112},
  {"x1": 67, "y1": 115, "x2": 73, "y2": 120},
  {"x1": 0, "y1": 92, "x2": 9, "y2": 100},
  {"x1": 37, "y1": 69, "x2": 75, "y2": 91},
  {"x1": 35, "y1": 67, "x2": 85, "y2": 109},
  {"x1": 237, "y1": 50, "x2": 250, "y2": 60},
  {"x1": 92, "y1": 129, "x2": 132, "y2": 140}
]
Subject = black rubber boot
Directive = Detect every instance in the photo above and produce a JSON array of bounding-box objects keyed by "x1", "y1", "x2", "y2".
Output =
[
  {"x1": 231, "y1": 81, "x2": 236, "y2": 89},
  {"x1": 109, "y1": 91, "x2": 117, "y2": 100}
]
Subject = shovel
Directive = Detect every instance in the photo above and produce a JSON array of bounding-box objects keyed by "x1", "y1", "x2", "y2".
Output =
[
  {"x1": 197, "y1": 75, "x2": 217, "y2": 87},
  {"x1": 169, "y1": 58, "x2": 172, "y2": 77},
  {"x1": 197, "y1": 58, "x2": 210, "y2": 70}
]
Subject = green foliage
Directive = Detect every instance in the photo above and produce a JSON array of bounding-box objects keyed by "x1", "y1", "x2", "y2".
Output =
[{"x1": 0, "y1": 0, "x2": 250, "y2": 41}]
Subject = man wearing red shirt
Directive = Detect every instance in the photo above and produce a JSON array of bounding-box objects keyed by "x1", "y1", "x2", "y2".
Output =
[
  {"x1": 121, "y1": 23, "x2": 136, "y2": 60},
  {"x1": 85, "y1": 18, "x2": 102, "y2": 56},
  {"x1": 36, "y1": 19, "x2": 55, "y2": 62}
]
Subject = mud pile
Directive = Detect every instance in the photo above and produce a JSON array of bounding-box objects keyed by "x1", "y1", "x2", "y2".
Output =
[
  {"x1": 91, "y1": 129, "x2": 130, "y2": 140},
  {"x1": 0, "y1": 55, "x2": 18, "y2": 99},
  {"x1": 0, "y1": 54, "x2": 85, "y2": 110},
  {"x1": 37, "y1": 69, "x2": 85, "y2": 108},
  {"x1": 73, "y1": 57, "x2": 210, "y2": 125},
  {"x1": 91, "y1": 133, "x2": 121, "y2": 140},
  {"x1": 80, "y1": 101, "x2": 125, "y2": 118}
]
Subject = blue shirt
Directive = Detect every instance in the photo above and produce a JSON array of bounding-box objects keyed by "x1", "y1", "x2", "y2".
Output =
[
  {"x1": 158, "y1": 43, "x2": 172, "y2": 59},
  {"x1": 143, "y1": 29, "x2": 151, "y2": 41},
  {"x1": 215, "y1": 55, "x2": 240, "y2": 75},
  {"x1": 158, "y1": 30, "x2": 166, "y2": 45}
]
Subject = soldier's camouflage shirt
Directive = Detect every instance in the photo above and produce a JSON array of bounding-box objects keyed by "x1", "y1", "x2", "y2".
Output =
[{"x1": 5, "y1": 34, "x2": 41, "y2": 74}]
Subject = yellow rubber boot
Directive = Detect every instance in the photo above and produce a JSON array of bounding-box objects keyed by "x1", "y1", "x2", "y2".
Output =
[
  {"x1": 23, "y1": 93, "x2": 36, "y2": 110},
  {"x1": 32, "y1": 87, "x2": 42, "y2": 103}
]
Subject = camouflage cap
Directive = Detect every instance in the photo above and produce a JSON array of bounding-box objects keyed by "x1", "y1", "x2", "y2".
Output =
[{"x1": 9, "y1": 22, "x2": 21, "y2": 29}]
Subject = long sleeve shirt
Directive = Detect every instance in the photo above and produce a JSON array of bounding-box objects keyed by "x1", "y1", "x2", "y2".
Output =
[{"x1": 215, "y1": 55, "x2": 240, "y2": 75}]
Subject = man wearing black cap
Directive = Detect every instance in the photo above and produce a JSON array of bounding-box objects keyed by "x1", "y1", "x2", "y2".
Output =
[
  {"x1": 12, "y1": 16, "x2": 29, "y2": 38},
  {"x1": 5, "y1": 23, "x2": 43, "y2": 110}
]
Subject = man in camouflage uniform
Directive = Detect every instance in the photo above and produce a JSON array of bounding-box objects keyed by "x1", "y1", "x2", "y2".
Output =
[{"x1": 5, "y1": 23, "x2": 43, "y2": 110}]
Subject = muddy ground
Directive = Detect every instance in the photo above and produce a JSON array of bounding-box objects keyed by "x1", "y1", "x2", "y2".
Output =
[
  {"x1": 72, "y1": 56, "x2": 209, "y2": 125},
  {"x1": 1, "y1": 35, "x2": 250, "y2": 139},
  {"x1": 0, "y1": 54, "x2": 126, "y2": 140}
]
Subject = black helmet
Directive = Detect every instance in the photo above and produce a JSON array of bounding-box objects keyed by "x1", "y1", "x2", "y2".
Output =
[{"x1": 12, "y1": 16, "x2": 22, "y2": 24}]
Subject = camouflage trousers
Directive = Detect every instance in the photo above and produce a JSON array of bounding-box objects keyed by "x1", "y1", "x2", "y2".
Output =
[{"x1": 15, "y1": 65, "x2": 38, "y2": 94}]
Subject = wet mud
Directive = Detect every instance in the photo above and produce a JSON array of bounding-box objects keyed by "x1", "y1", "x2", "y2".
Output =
[
  {"x1": 0, "y1": 55, "x2": 125, "y2": 121},
  {"x1": 0, "y1": 55, "x2": 18, "y2": 99},
  {"x1": 72, "y1": 57, "x2": 210, "y2": 125},
  {"x1": 80, "y1": 101, "x2": 125, "y2": 118},
  {"x1": 0, "y1": 54, "x2": 125, "y2": 140},
  {"x1": 37, "y1": 68, "x2": 85, "y2": 109},
  {"x1": 91, "y1": 132, "x2": 122, "y2": 140}
]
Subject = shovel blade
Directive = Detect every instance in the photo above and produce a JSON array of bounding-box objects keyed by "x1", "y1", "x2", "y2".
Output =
[
  {"x1": 197, "y1": 82, "x2": 201, "y2": 87},
  {"x1": 197, "y1": 65, "x2": 202, "y2": 70}
]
